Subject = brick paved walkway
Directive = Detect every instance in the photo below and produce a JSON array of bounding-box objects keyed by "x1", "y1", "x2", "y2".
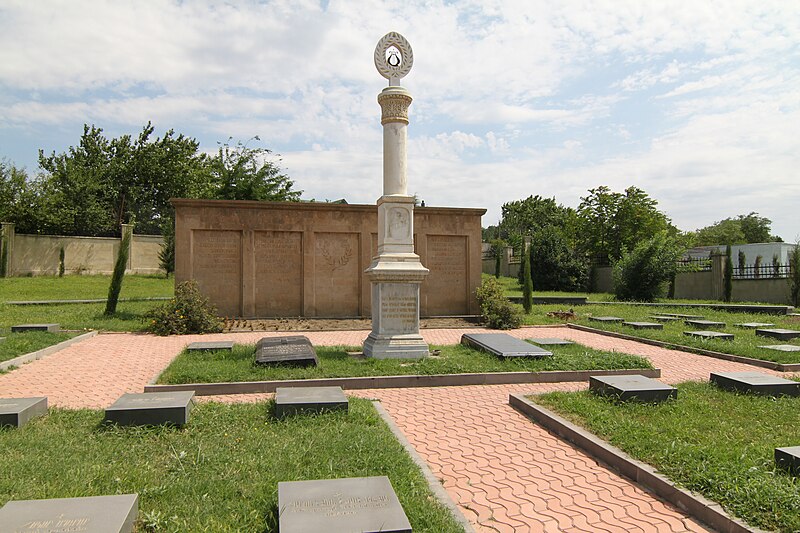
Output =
[{"x1": 1, "y1": 327, "x2": 793, "y2": 531}]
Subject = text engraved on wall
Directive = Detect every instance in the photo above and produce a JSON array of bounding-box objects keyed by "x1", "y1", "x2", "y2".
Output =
[
  {"x1": 424, "y1": 235, "x2": 467, "y2": 315},
  {"x1": 192, "y1": 230, "x2": 242, "y2": 316},
  {"x1": 313, "y1": 233, "x2": 359, "y2": 316},
  {"x1": 255, "y1": 231, "x2": 303, "y2": 316}
]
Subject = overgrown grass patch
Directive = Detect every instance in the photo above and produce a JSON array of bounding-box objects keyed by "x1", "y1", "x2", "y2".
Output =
[
  {"x1": 156, "y1": 343, "x2": 652, "y2": 384},
  {"x1": 0, "y1": 399, "x2": 464, "y2": 532},
  {"x1": 0, "y1": 301, "x2": 155, "y2": 333},
  {"x1": 0, "y1": 274, "x2": 173, "y2": 302},
  {"x1": 535, "y1": 382, "x2": 800, "y2": 532},
  {"x1": 0, "y1": 331, "x2": 77, "y2": 363}
]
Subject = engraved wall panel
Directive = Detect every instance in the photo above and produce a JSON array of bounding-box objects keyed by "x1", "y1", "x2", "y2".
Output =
[
  {"x1": 191, "y1": 230, "x2": 242, "y2": 316},
  {"x1": 255, "y1": 231, "x2": 303, "y2": 316},
  {"x1": 313, "y1": 232, "x2": 360, "y2": 316},
  {"x1": 424, "y1": 235, "x2": 468, "y2": 315}
]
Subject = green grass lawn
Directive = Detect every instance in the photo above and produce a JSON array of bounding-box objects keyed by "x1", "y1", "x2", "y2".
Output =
[
  {"x1": 0, "y1": 399, "x2": 464, "y2": 532},
  {"x1": 535, "y1": 382, "x2": 800, "y2": 533},
  {"x1": 0, "y1": 331, "x2": 77, "y2": 364},
  {"x1": 0, "y1": 301, "x2": 156, "y2": 333},
  {"x1": 156, "y1": 343, "x2": 652, "y2": 385},
  {"x1": 524, "y1": 303, "x2": 800, "y2": 364},
  {"x1": 0, "y1": 274, "x2": 173, "y2": 302}
]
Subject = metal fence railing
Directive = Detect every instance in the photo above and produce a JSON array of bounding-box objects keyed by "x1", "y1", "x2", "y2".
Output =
[
  {"x1": 734, "y1": 264, "x2": 792, "y2": 279},
  {"x1": 676, "y1": 258, "x2": 712, "y2": 272}
]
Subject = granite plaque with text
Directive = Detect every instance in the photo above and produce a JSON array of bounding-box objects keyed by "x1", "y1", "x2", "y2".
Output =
[
  {"x1": 623, "y1": 322, "x2": 663, "y2": 330},
  {"x1": 759, "y1": 344, "x2": 800, "y2": 352},
  {"x1": 104, "y1": 391, "x2": 194, "y2": 426},
  {"x1": 588, "y1": 316, "x2": 623, "y2": 323},
  {"x1": 11, "y1": 323, "x2": 60, "y2": 333},
  {"x1": 590, "y1": 375, "x2": 677, "y2": 403},
  {"x1": 0, "y1": 397, "x2": 47, "y2": 428},
  {"x1": 661, "y1": 313, "x2": 703, "y2": 319},
  {"x1": 710, "y1": 371, "x2": 800, "y2": 397},
  {"x1": 527, "y1": 338, "x2": 573, "y2": 346},
  {"x1": 0, "y1": 494, "x2": 138, "y2": 533},
  {"x1": 274, "y1": 386, "x2": 348, "y2": 419},
  {"x1": 735, "y1": 322, "x2": 775, "y2": 329},
  {"x1": 278, "y1": 476, "x2": 412, "y2": 533},
  {"x1": 186, "y1": 341, "x2": 234, "y2": 352},
  {"x1": 685, "y1": 319, "x2": 725, "y2": 329},
  {"x1": 461, "y1": 333, "x2": 552, "y2": 358},
  {"x1": 650, "y1": 315, "x2": 681, "y2": 322},
  {"x1": 755, "y1": 328, "x2": 800, "y2": 341},
  {"x1": 255, "y1": 336, "x2": 318, "y2": 366},
  {"x1": 684, "y1": 331, "x2": 734, "y2": 340}
]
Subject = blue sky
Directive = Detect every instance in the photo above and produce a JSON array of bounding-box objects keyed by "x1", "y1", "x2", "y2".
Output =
[{"x1": 1, "y1": 0, "x2": 798, "y2": 239}]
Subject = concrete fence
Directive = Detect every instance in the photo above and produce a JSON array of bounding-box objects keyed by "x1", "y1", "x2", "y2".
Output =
[{"x1": 0, "y1": 222, "x2": 164, "y2": 277}]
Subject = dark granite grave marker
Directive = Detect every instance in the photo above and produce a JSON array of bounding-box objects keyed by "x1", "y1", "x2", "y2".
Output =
[
  {"x1": 527, "y1": 338, "x2": 573, "y2": 346},
  {"x1": 461, "y1": 333, "x2": 552, "y2": 358},
  {"x1": 11, "y1": 323, "x2": 60, "y2": 333},
  {"x1": 105, "y1": 391, "x2": 194, "y2": 426},
  {"x1": 685, "y1": 319, "x2": 725, "y2": 329},
  {"x1": 775, "y1": 446, "x2": 800, "y2": 475},
  {"x1": 278, "y1": 476, "x2": 412, "y2": 533},
  {"x1": 0, "y1": 493, "x2": 138, "y2": 533},
  {"x1": 590, "y1": 375, "x2": 677, "y2": 402},
  {"x1": 735, "y1": 322, "x2": 775, "y2": 329},
  {"x1": 759, "y1": 344, "x2": 800, "y2": 352},
  {"x1": 274, "y1": 386, "x2": 348, "y2": 419},
  {"x1": 588, "y1": 316, "x2": 623, "y2": 323},
  {"x1": 755, "y1": 328, "x2": 800, "y2": 341},
  {"x1": 0, "y1": 397, "x2": 47, "y2": 428},
  {"x1": 255, "y1": 335, "x2": 318, "y2": 366},
  {"x1": 710, "y1": 371, "x2": 800, "y2": 397},
  {"x1": 186, "y1": 341, "x2": 234, "y2": 351},
  {"x1": 622, "y1": 322, "x2": 663, "y2": 330},
  {"x1": 649, "y1": 315, "x2": 681, "y2": 322},
  {"x1": 684, "y1": 331, "x2": 734, "y2": 340},
  {"x1": 661, "y1": 313, "x2": 703, "y2": 319}
]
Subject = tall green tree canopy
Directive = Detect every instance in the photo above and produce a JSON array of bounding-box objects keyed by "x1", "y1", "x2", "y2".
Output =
[
  {"x1": 577, "y1": 185, "x2": 674, "y2": 264},
  {"x1": 690, "y1": 212, "x2": 781, "y2": 246},
  {"x1": 497, "y1": 195, "x2": 577, "y2": 252}
]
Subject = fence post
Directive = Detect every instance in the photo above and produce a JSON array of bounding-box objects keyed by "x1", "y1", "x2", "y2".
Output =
[
  {"x1": 0, "y1": 222, "x2": 15, "y2": 277},
  {"x1": 120, "y1": 223, "x2": 134, "y2": 273},
  {"x1": 710, "y1": 253, "x2": 725, "y2": 301}
]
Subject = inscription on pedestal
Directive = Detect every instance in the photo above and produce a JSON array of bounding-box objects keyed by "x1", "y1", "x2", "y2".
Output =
[
  {"x1": 314, "y1": 233, "x2": 359, "y2": 316},
  {"x1": 379, "y1": 284, "x2": 418, "y2": 335},
  {"x1": 191, "y1": 230, "x2": 242, "y2": 316},
  {"x1": 255, "y1": 231, "x2": 303, "y2": 316},
  {"x1": 424, "y1": 235, "x2": 467, "y2": 315}
]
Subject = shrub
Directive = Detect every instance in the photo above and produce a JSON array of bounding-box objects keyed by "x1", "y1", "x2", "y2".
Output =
[
  {"x1": 104, "y1": 228, "x2": 132, "y2": 315},
  {"x1": 529, "y1": 230, "x2": 589, "y2": 292},
  {"x1": 144, "y1": 280, "x2": 222, "y2": 335},
  {"x1": 612, "y1": 232, "x2": 682, "y2": 302},
  {"x1": 475, "y1": 277, "x2": 521, "y2": 330},
  {"x1": 724, "y1": 245, "x2": 733, "y2": 302}
]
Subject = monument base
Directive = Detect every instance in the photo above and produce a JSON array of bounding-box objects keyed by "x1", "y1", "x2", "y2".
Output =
[{"x1": 363, "y1": 331, "x2": 429, "y2": 359}]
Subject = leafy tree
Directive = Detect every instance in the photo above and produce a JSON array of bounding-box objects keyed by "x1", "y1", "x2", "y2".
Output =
[
  {"x1": 498, "y1": 195, "x2": 578, "y2": 250},
  {"x1": 692, "y1": 212, "x2": 781, "y2": 246},
  {"x1": 612, "y1": 231, "x2": 682, "y2": 302},
  {"x1": 201, "y1": 137, "x2": 301, "y2": 202},
  {"x1": 0, "y1": 160, "x2": 44, "y2": 234},
  {"x1": 577, "y1": 185, "x2": 673, "y2": 264},
  {"x1": 529, "y1": 230, "x2": 589, "y2": 292}
]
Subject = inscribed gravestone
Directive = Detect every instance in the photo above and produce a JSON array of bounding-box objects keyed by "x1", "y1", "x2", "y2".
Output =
[
  {"x1": 588, "y1": 316, "x2": 623, "y2": 323},
  {"x1": 314, "y1": 232, "x2": 360, "y2": 316},
  {"x1": 622, "y1": 322, "x2": 663, "y2": 330},
  {"x1": 759, "y1": 344, "x2": 800, "y2": 352},
  {"x1": 278, "y1": 476, "x2": 412, "y2": 533},
  {"x1": 775, "y1": 446, "x2": 800, "y2": 475},
  {"x1": 710, "y1": 371, "x2": 800, "y2": 397},
  {"x1": 274, "y1": 386, "x2": 348, "y2": 418},
  {"x1": 191, "y1": 230, "x2": 242, "y2": 317},
  {"x1": 685, "y1": 319, "x2": 725, "y2": 329},
  {"x1": 255, "y1": 230, "x2": 303, "y2": 316},
  {"x1": 105, "y1": 391, "x2": 194, "y2": 426},
  {"x1": 187, "y1": 341, "x2": 234, "y2": 352},
  {"x1": 0, "y1": 494, "x2": 138, "y2": 533},
  {"x1": 255, "y1": 336, "x2": 318, "y2": 366},
  {"x1": 0, "y1": 397, "x2": 47, "y2": 428},
  {"x1": 755, "y1": 328, "x2": 800, "y2": 341},
  {"x1": 11, "y1": 324, "x2": 60, "y2": 333},
  {"x1": 461, "y1": 333, "x2": 552, "y2": 358},
  {"x1": 528, "y1": 338, "x2": 573, "y2": 346},
  {"x1": 424, "y1": 235, "x2": 468, "y2": 316},
  {"x1": 590, "y1": 375, "x2": 677, "y2": 403},
  {"x1": 684, "y1": 331, "x2": 734, "y2": 340}
]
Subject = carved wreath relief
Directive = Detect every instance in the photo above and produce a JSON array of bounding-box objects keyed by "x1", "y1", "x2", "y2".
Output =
[{"x1": 374, "y1": 32, "x2": 413, "y2": 85}]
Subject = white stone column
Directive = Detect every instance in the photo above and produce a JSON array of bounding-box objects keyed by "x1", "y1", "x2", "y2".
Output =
[{"x1": 363, "y1": 32, "x2": 429, "y2": 359}]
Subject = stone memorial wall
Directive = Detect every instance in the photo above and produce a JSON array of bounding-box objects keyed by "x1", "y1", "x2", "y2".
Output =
[{"x1": 173, "y1": 199, "x2": 484, "y2": 317}]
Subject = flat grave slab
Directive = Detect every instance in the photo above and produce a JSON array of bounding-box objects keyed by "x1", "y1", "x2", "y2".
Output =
[
  {"x1": 755, "y1": 328, "x2": 800, "y2": 341},
  {"x1": 685, "y1": 319, "x2": 725, "y2": 329},
  {"x1": 649, "y1": 315, "x2": 681, "y2": 322},
  {"x1": 590, "y1": 375, "x2": 676, "y2": 402},
  {"x1": 661, "y1": 313, "x2": 703, "y2": 319},
  {"x1": 0, "y1": 397, "x2": 47, "y2": 428},
  {"x1": 588, "y1": 316, "x2": 623, "y2": 323},
  {"x1": 275, "y1": 386, "x2": 348, "y2": 419},
  {"x1": 0, "y1": 493, "x2": 138, "y2": 533},
  {"x1": 775, "y1": 446, "x2": 800, "y2": 475},
  {"x1": 735, "y1": 322, "x2": 775, "y2": 329},
  {"x1": 11, "y1": 323, "x2": 60, "y2": 333},
  {"x1": 710, "y1": 371, "x2": 800, "y2": 397},
  {"x1": 105, "y1": 391, "x2": 194, "y2": 426},
  {"x1": 255, "y1": 335, "x2": 318, "y2": 366},
  {"x1": 759, "y1": 344, "x2": 800, "y2": 352},
  {"x1": 684, "y1": 331, "x2": 734, "y2": 340},
  {"x1": 186, "y1": 340, "x2": 234, "y2": 351},
  {"x1": 622, "y1": 321, "x2": 663, "y2": 330},
  {"x1": 527, "y1": 337, "x2": 573, "y2": 346},
  {"x1": 461, "y1": 333, "x2": 552, "y2": 358},
  {"x1": 278, "y1": 476, "x2": 411, "y2": 533}
]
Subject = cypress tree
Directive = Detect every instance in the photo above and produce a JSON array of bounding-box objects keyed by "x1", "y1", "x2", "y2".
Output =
[
  {"x1": 522, "y1": 247, "x2": 533, "y2": 314},
  {"x1": 724, "y1": 245, "x2": 733, "y2": 302},
  {"x1": 105, "y1": 227, "x2": 132, "y2": 315}
]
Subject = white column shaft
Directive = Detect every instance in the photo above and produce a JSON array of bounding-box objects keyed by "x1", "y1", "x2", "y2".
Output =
[{"x1": 383, "y1": 122, "x2": 407, "y2": 196}]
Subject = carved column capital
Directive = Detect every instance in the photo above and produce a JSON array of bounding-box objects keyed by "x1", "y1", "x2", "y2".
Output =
[{"x1": 378, "y1": 88, "x2": 412, "y2": 125}]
